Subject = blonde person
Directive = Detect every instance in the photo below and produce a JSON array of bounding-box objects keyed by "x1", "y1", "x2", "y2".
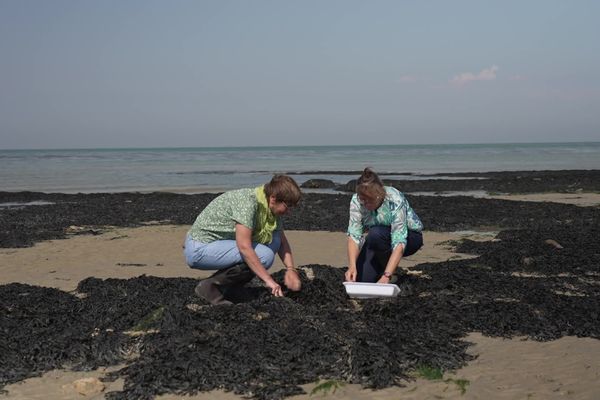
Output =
[
  {"x1": 184, "y1": 175, "x2": 302, "y2": 305},
  {"x1": 346, "y1": 168, "x2": 423, "y2": 283}
]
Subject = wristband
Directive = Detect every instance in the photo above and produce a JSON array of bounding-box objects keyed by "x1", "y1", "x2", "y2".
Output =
[{"x1": 383, "y1": 271, "x2": 393, "y2": 278}]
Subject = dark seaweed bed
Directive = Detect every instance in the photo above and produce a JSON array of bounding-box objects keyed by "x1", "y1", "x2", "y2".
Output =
[{"x1": 1, "y1": 170, "x2": 599, "y2": 398}]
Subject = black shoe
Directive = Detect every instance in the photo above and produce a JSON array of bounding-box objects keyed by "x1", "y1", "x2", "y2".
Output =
[
  {"x1": 195, "y1": 279, "x2": 232, "y2": 305},
  {"x1": 195, "y1": 263, "x2": 254, "y2": 305},
  {"x1": 221, "y1": 263, "x2": 256, "y2": 303}
]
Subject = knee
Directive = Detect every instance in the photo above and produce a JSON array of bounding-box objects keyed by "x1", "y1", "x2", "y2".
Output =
[
  {"x1": 364, "y1": 226, "x2": 390, "y2": 249},
  {"x1": 183, "y1": 245, "x2": 197, "y2": 268},
  {"x1": 366, "y1": 225, "x2": 388, "y2": 240},
  {"x1": 403, "y1": 231, "x2": 424, "y2": 257},
  {"x1": 259, "y1": 251, "x2": 276, "y2": 269},
  {"x1": 259, "y1": 232, "x2": 281, "y2": 269},
  {"x1": 254, "y1": 244, "x2": 276, "y2": 269}
]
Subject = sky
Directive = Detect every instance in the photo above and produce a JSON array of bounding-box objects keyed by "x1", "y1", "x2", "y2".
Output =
[{"x1": 1, "y1": 0, "x2": 599, "y2": 149}]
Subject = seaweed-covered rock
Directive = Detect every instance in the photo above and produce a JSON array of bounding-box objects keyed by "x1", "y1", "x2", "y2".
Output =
[{"x1": 300, "y1": 179, "x2": 336, "y2": 189}]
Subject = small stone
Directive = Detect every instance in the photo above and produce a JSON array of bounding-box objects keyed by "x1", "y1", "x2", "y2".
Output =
[
  {"x1": 545, "y1": 239, "x2": 564, "y2": 249},
  {"x1": 64, "y1": 377, "x2": 105, "y2": 396},
  {"x1": 522, "y1": 257, "x2": 535, "y2": 266}
]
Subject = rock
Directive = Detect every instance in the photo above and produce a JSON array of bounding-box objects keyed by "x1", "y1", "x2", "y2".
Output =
[
  {"x1": 63, "y1": 377, "x2": 105, "y2": 396},
  {"x1": 545, "y1": 239, "x2": 564, "y2": 249},
  {"x1": 337, "y1": 179, "x2": 358, "y2": 192},
  {"x1": 300, "y1": 179, "x2": 336, "y2": 189},
  {"x1": 522, "y1": 257, "x2": 535, "y2": 266}
]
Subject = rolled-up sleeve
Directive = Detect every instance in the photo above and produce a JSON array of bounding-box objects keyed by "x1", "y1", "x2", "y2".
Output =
[
  {"x1": 390, "y1": 202, "x2": 408, "y2": 249},
  {"x1": 346, "y1": 196, "x2": 364, "y2": 245}
]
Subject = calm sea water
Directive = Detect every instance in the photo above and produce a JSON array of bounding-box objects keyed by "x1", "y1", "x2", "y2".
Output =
[{"x1": 1, "y1": 142, "x2": 599, "y2": 194}]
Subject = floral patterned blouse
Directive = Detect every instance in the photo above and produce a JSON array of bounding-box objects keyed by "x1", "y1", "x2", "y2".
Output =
[{"x1": 346, "y1": 186, "x2": 423, "y2": 250}]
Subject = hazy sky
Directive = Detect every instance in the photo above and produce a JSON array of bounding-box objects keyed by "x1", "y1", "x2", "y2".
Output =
[{"x1": 1, "y1": 0, "x2": 599, "y2": 149}]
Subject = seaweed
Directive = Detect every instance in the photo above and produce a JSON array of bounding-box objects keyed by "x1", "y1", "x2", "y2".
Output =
[
  {"x1": 2, "y1": 223, "x2": 598, "y2": 399},
  {"x1": 1, "y1": 173, "x2": 599, "y2": 398}
]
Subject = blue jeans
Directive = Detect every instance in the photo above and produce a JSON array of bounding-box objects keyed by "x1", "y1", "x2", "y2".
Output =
[
  {"x1": 184, "y1": 231, "x2": 282, "y2": 271},
  {"x1": 356, "y1": 226, "x2": 423, "y2": 283}
]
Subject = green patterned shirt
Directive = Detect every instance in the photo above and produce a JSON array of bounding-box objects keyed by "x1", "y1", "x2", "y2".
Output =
[
  {"x1": 347, "y1": 186, "x2": 423, "y2": 250},
  {"x1": 188, "y1": 188, "x2": 281, "y2": 243}
]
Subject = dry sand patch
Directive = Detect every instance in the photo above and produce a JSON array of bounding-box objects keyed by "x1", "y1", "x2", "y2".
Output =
[
  {"x1": 0, "y1": 228, "x2": 485, "y2": 291},
  {"x1": 487, "y1": 192, "x2": 600, "y2": 207}
]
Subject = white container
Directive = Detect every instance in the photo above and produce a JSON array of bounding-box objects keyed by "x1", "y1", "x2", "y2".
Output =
[{"x1": 343, "y1": 282, "x2": 400, "y2": 299}]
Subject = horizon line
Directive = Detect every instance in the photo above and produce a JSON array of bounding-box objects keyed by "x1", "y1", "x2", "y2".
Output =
[{"x1": 2, "y1": 140, "x2": 600, "y2": 152}]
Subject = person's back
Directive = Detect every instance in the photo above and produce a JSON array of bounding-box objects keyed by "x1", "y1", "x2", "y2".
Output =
[{"x1": 188, "y1": 188, "x2": 266, "y2": 243}]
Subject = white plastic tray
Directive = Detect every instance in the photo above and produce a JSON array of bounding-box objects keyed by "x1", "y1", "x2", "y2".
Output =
[{"x1": 343, "y1": 282, "x2": 400, "y2": 299}]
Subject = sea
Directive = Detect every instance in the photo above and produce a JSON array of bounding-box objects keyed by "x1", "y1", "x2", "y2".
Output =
[{"x1": 1, "y1": 142, "x2": 599, "y2": 194}]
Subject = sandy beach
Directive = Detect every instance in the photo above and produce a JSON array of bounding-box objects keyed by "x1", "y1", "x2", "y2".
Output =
[
  {"x1": 3, "y1": 0, "x2": 600, "y2": 395},
  {"x1": 1, "y1": 185, "x2": 599, "y2": 400}
]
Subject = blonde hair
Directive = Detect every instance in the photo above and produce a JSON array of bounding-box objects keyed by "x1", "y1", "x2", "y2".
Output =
[
  {"x1": 356, "y1": 167, "x2": 386, "y2": 200},
  {"x1": 264, "y1": 175, "x2": 302, "y2": 206}
]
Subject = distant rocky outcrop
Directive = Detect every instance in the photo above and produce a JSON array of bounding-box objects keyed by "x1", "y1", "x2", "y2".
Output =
[
  {"x1": 300, "y1": 179, "x2": 337, "y2": 189},
  {"x1": 337, "y1": 179, "x2": 357, "y2": 192}
]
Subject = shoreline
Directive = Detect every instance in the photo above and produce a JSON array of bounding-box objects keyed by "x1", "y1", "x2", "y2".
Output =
[{"x1": 2, "y1": 169, "x2": 600, "y2": 196}]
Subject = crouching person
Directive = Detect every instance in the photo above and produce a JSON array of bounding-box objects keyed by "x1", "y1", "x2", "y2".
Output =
[{"x1": 183, "y1": 175, "x2": 302, "y2": 305}]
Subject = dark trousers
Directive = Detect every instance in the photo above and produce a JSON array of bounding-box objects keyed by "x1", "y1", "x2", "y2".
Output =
[{"x1": 356, "y1": 226, "x2": 423, "y2": 283}]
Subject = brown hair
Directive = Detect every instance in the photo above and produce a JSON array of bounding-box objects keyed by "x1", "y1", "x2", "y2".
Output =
[
  {"x1": 264, "y1": 174, "x2": 302, "y2": 206},
  {"x1": 356, "y1": 167, "x2": 386, "y2": 199}
]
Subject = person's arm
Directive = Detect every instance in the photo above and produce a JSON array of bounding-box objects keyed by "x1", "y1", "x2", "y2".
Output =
[
  {"x1": 346, "y1": 196, "x2": 363, "y2": 281},
  {"x1": 278, "y1": 231, "x2": 301, "y2": 291},
  {"x1": 345, "y1": 237, "x2": 359, "y2": 282},
  {"x1": 235, "y1": 223, "x2": 283, "y2": 297},
  {"x1": 377, "y1": 243, "x2": 404, "y2": 284}
]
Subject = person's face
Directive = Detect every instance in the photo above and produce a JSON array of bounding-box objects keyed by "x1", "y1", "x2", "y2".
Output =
[
  {"x1": 358, "y1": 193, "x2": 382, "y2": 211},
  {"x1": 269, "y1": 195, "x2": 293, "y2": 216}
]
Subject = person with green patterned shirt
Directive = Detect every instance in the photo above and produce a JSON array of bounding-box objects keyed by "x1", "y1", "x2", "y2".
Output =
[
  {"x1": 345, "y1": 168, "x2": 424, "y2": 283},
  {"x1": 184, "y1": 175, "x2": 302, "y2": 305}
]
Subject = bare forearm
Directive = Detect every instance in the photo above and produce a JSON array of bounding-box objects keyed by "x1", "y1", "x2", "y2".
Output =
[
  {"x1": 345, "y1": 237, "x2": 361, "y2": 282},
  {"x1": 239, "y1": 245, "x2": 274, "y2": 284},
  {"x1": 347, "y1": 237, "x2": 360, "y2": 269},
  {"x1": 278, "y1": 231, "x2": 302, "y2": 291},
  {"x1": 384, "y1": 244, "x2": 404, "y2": 275},
  {"x1": 278, "y1": 232, "x2": 295, "y2": 270}
]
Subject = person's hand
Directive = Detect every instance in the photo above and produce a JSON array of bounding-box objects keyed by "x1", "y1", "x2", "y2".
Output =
[
  {"x1": 345, "y1": 267, "x2": 357, "y2": 282},
  {"x1": 266, "y1": 279, "x2": 284, "y2": 297},
  {"x1": 284, "y1": 268, "x2": 301, "y2": 291},
  {"x1": 377, "y1": 275, "x2": 391, "y2": 284}
]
